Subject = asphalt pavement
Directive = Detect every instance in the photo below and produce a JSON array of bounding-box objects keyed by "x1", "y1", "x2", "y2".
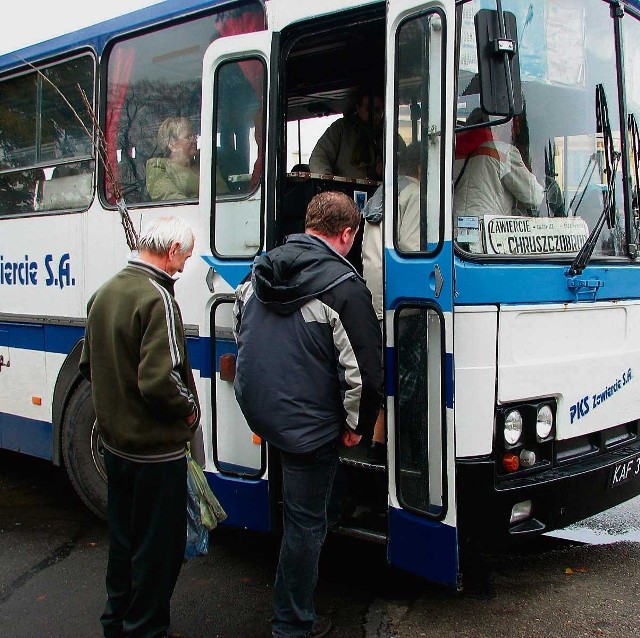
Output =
[{"x1": 1, "y1": 449, "x2": 639, "y2": 638}]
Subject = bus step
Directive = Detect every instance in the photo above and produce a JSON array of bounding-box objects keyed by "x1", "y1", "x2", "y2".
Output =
[
  {"x1": 334, "y1": 524, "x2": 387, "y2": 544},
  {"x1": 339, "y1": 445, "x2": 386, "y2": 472}
]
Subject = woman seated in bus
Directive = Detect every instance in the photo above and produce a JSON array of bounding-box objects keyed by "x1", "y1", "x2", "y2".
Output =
[
  {"x1": 146, "y1": 116, "x2": 229, "y2": 201},
  {"x1": 453, "y1": 108, "x2": 543, "y2": 220},
  {"x1": 309, "y1": 87, "x2": 385, "y2": 181},
  {"x1": 360, "y1": 143, "x2": 421, "y2": 461}
]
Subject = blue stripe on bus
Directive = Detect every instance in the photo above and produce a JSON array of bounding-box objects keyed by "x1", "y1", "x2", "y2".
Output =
[
  {"x1": 455, "y1": 260, "x2": 640, "y2": 305},
  {"x1": 187, "y1": 336, "x2": 212, "y2": 379},
  {"x1": 0, "y1": 412, "x2": 52, "y2": 460},
  {"x1": 0, "y1": 322, "x2": 84, "y2": 354},
  {"x1": 387, "y1": 508, "x2": 458, "y2": 588},
  {"x1": 207, "y1": 472, "x2": 271, "y2": 533},
  {"x1": 0, "y1": 321, "x2": 213, "y2": 378},
  {"x1": 384, "y1": 245, "x2": 453, "y2": 312}
]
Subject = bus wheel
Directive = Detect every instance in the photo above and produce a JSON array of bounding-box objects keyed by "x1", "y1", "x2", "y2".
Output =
[{"x1": 62, "y1": 382, "x2": 107, "y2": 519}]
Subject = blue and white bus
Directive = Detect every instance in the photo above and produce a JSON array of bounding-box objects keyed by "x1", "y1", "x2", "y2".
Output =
[{"x1": 2, "y1": 0, "x2": 640, "y2": 589}]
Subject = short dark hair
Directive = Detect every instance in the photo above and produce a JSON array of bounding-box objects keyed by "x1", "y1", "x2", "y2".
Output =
[
  {"x1": 305, "y1": 191, "x2": 361, "y2": 236},
  {"x1": 354, "y1": 85, "x2": 383, "y2": 108}
]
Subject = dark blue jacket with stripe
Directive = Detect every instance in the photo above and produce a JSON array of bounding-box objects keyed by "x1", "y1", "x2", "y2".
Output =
[{"x1": 233, "y1": 234, "x2": 383, "y2": 454}]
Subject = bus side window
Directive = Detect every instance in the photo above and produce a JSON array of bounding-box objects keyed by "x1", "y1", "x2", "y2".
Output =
[
  {"x1": 35, "y1": 162, "x2": 94, "y2": 212},
  {"x1": 0, "y1": 55, "x2": 95, "y2": 216},
  {"x1": 104, "y1": 5, "x2": 265, "y2": 207}
]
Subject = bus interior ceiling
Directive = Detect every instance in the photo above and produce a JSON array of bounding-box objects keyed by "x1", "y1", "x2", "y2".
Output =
[{"x1": 284, "y1": 18, "x2": 385, "y2": 123}]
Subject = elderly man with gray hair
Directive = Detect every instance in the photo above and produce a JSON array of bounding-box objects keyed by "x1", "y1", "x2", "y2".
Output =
[{"x1": 80, "y1": 215, "x2": 199, "y2": 638}]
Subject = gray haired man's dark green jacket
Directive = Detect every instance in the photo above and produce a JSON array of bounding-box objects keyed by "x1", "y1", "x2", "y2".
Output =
[{"x1": 79, "y1": 259, "x2": 199, "y2": 462}]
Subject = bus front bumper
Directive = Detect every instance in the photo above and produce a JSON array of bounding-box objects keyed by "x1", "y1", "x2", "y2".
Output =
[{"x1": 456, "y1": 440, "x2": 640, "y2": 547}]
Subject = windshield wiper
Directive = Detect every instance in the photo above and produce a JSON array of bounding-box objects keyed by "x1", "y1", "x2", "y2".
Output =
[{"x1": 568, "y1": 84, "x2": 619, "y2": 277}]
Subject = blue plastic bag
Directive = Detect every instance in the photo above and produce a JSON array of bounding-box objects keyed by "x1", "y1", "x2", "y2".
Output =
[
  {"x1": 184, "y1": 453, "x2": 227, "y2": 561},
  {"x1": 185, "y1": 458, "x2": 210, "y2": 561}
]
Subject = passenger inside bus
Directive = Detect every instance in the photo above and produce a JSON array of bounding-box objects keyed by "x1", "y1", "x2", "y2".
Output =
[
  {"x1": 146, "y1": 117, "x2": 201, "y2": 201},
  {"x1": 146, "y1": 117, "x2": 230, "y2": 201},
  {"x1": 309, "y1": 86, "x2": 385, "y2": 180},
  {"x1": 361, "y1": 143, "x2": 421, "y2": 461},
  {"x1": 453, "y1": 108, "x2": 543, "y2": 222}
]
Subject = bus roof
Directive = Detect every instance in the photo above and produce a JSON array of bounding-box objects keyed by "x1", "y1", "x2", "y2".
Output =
[
  {"x1": 1, "y1": 0, "x2": 639, "y2": 74},
  {"x1": 0, "y1": 0, "x2": 234, "y2": 73}
]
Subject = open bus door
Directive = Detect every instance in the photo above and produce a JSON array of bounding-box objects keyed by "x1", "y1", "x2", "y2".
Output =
[
  {"x1": 200, "y1": 31, "x2": 275, "y2": 533},
  {"x1": 384, "y1": 1, "x2": 458, "y2": 588}
]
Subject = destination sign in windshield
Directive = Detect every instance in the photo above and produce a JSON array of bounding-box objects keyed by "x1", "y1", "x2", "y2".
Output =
[{"x1": 485, "y1": 215, "x2": 589, "y2": 255}]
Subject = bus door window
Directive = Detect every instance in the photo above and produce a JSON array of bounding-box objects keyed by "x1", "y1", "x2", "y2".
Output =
[
  {"x1": 395, "y1": 14, "x2": 443, "y2": 255},
  {"x1": 214, "y1": 60, "x2": 264, "y2": 196},
  {"x1": 0, "y1": 56, "x2": 94, "y2": 215},
  {"x1": 212, "y1": 58, "x2": 265, "y2": 257},
  {"x1": 104, "y1": 2, "x2": 265, "y2": 206},
  {"x1": 455, "y1": 0, "x2": 626, "y2": 260},
  {"x1": 395, "y1": 306, "x2": 444, "y2": 515}
]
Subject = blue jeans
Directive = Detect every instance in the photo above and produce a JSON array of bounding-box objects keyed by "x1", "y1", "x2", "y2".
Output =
[{"x1": 271, "y1": 441, "x2": 339, "y2": 638}]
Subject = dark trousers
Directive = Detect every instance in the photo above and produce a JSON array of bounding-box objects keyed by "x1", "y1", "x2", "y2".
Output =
[
  {"x1": 271, "y1": 441, "x2": 339, "y2": 638},
  {"x1": 102, "y1": 450, "x2": 187, "y2": 638}
]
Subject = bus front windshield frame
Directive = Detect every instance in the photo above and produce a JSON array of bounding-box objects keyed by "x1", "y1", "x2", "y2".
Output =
[{"x1": 454, "y1": 0, "x2": 637, "y2": 264}]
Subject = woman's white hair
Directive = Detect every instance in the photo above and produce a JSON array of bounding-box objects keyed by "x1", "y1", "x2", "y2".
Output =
[{"x1": 137, "y1": 216, "x2": 195, "y2": 255}]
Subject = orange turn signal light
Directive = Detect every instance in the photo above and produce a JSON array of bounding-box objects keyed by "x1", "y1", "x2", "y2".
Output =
[
  {"x1": 252, "y1": 434, "x2": 262, "y2": 445},
  {"x1": 502, "y1": 452, "x2": 520, "y2": 472},
  {"x1": 32, "y1": 396, "x2": 42, "y2": 406}
]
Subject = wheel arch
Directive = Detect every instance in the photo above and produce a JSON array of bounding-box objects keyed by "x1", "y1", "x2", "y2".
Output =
[{"x1": 51, "y1": 339, "x2": 85, "y2": 466}]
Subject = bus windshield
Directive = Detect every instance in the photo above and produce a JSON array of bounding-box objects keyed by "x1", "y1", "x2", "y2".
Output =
[{"x1": 455, "y1": 0, "x2": 627, "y2": 260}]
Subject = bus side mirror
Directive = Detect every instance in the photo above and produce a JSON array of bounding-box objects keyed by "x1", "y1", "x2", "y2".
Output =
[{"x1": 475, "y1": 9, "x2": 522, "y2": 117}]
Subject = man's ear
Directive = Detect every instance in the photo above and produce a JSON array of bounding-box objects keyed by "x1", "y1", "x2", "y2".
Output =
[
  {"x1": 168, "y1": 241, "x2": 182, "y2": 258},
  {"x1": 342, "y1": 227, "x2": 355, "y2": 244}
]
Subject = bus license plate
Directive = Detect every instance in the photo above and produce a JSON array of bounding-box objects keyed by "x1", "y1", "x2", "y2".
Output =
[{"x1": 609, "y1": 454, "x2": 640, "y2": 488}]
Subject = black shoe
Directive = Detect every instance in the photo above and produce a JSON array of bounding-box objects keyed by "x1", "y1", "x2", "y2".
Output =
[
  {"x1": 310, "y1": 615, "x2": 332, "y2": 637},
  {"x1": 367, "y1": 441, "x2": 386, "y2": 462}
]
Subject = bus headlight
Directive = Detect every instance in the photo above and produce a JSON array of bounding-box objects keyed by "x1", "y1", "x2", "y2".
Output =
[
  {"x1": 536, "y1": 404, "x2": 553, "y2": 440},
  {"x1": 504, "y1": 409, "x2": 523, "y2": 445}
]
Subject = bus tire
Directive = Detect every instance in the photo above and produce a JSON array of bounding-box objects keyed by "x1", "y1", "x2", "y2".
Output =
[{"x1": 62, "y1": 381, "x2": 107, "y2": 520}]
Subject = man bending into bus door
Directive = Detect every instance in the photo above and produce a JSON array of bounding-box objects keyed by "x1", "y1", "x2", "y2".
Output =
[
  {"x1": 80, "y1": 216, "x2": 200, "y2": 638},
  {"x1": 453, "y1": 108, "x2": 543, "y2": 250},
  {"x1": 360, "y1": 143, "x2": 422, "y2": 462},
  {"x1": 233, "y1": 192, "x2": 383, "y2": 638},
  {"x1": 146, "y1": 116, "x2": 229, "y2": 201}
]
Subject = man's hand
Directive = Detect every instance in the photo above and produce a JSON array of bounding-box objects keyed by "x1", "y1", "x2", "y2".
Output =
[{"x1": 341, "y1": 429, "x2": 362, "y2": 447}]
